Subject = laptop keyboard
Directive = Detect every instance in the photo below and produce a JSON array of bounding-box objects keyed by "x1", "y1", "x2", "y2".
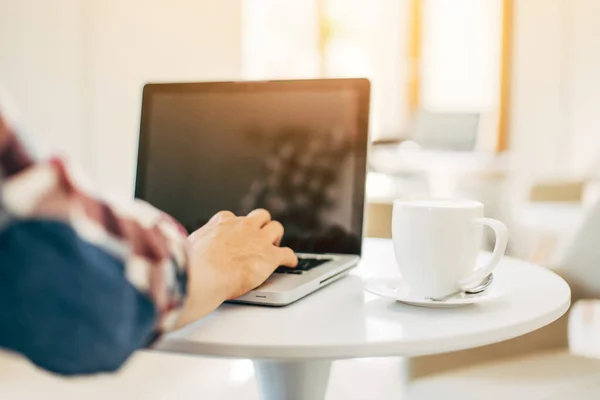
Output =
[{"x1": 274, "y1": 257, "x2": 332, "y2": 275}]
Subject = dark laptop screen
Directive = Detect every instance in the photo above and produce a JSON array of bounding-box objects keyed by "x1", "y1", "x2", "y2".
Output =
[{"x1": 136, "y1": 80, "x2": 369, "y2": 255}]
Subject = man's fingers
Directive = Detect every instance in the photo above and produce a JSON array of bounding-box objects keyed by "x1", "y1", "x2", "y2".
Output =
[
  {"x1": 246, "y1": 208, "x2": 271, "y2": 228},
  {"x1": 277, "y1": 247, "x2": 298, "y2": 267},
  {"x1": 209, "y1": 210, "x2": 236, "y2": 224},
  {"x1": 263, "y1": 221, "x2": 284, "y2": 245}
]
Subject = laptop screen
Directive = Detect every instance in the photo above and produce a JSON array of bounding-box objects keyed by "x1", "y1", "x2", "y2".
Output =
[{"x1": 136, "y1": 79, "x2": 370, "y2": 256}]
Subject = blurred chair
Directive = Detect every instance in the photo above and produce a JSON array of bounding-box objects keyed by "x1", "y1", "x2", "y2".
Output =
[
  {"x1": 508, "y1": 177, "x2": 590, "y2": 263},
  {"x1": 530, "y1": 179, "x2": 586, "y2": 202},
  {"x1": 365, "y1": 201, "x2": 393, "y2": 239},
  {"x1": 569, "y1": 300, "x2": 600, "y2": 360},
  {"x1": 410, "y1": 110, "x2": 481, "y2": 152},
  {"x1": 407, "y1": 197, "x2": 600, "y2": 399}
]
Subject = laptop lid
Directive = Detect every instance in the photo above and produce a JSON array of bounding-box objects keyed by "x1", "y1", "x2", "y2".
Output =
[{"x1": 136, "y1": 79, "x2": 370, "y2": 256}]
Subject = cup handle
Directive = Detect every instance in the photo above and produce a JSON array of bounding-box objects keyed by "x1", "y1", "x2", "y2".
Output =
[{"x1": 459, "y1": 218, "x2": 509, "y2": 289}]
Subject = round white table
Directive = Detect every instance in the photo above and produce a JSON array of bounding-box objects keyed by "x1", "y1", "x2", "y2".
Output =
[{"x1": 155, "y1": 239, "x2": 571, "y2": 400}]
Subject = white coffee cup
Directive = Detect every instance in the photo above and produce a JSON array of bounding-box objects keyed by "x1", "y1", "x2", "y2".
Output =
[{"x1": 392, "y1": 197, "x2": 508, "y2": 298}]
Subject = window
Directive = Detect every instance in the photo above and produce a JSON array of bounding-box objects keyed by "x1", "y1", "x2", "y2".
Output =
[{"x1": 243, "y1": 0, "x2": 509, "y2": 148}]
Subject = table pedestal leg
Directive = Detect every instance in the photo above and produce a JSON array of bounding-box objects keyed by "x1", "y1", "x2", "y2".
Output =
[{"x1": 253, "y1": 359, "x2": 332, "y2": 400}]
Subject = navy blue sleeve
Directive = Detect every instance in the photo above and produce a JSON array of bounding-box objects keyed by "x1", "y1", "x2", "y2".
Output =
[{"x1": 0, "y1": 220, "x2": 157, "y2": 375}]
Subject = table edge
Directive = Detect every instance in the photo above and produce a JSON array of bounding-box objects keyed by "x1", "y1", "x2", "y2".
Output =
[{"x1": 155, "y1": 291, "x2": 571, "y2": 360}]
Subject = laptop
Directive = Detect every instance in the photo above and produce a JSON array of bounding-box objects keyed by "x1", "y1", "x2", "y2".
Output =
[{"x1": 136, "y1": 78, "x2": 371, "y2": 306}]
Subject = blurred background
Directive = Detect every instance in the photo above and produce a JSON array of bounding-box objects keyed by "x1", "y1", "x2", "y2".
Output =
[
  {"x1": 2, "y1": 0, "x2": 599, "y2": 264},
  {"x1": 2, "y1": 1, "x2": 600, "y2": 398}
]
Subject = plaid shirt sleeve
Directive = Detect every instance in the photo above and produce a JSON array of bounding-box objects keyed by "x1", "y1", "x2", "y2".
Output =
[{"x1": 0, "y1": 113, "x2": 189, "y2": 373}]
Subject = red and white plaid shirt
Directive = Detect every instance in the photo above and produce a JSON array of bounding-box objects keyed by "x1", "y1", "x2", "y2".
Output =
[{"x1": 0, "y1": 112, "x2": 189, "y2": 334}]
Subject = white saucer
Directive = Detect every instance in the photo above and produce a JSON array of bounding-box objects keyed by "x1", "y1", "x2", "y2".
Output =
[{"x1": 363, "y1": 276, "x2": 502, "y2": 308}]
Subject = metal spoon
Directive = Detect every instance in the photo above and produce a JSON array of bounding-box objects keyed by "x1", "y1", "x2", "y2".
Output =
[{"x1": 426, "y1": 274, "x2": 494, "y2": 302}]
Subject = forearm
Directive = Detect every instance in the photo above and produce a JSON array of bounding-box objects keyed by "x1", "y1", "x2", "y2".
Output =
[
  {"x1": 173, "y1": 267, "x2": 226, "y2": 330},
  {"x1": 0, "y1": 112, "x2": 191, "y2": 373},
  {"x1": 0, "y1": 220, "x2": 158, "y2": 375}
]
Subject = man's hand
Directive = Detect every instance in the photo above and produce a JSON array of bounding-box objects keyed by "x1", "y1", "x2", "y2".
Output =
[{"x1": 174, "y1": 209, "x2": 297, "y2": 328}]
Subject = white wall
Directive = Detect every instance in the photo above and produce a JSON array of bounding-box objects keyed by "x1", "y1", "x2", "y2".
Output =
[
  {"x1": 0, "y1": 0, "x2": 88, "y2": 166},
  {"x1": 510, "y1": 0, "x2": 600, "y2": 184},
  {"x1": 0, "y1": 0, "x2": 242, "y2": 197},
  {"x1": 88, "y1": 0, "x2": 243, "y2": 196},
  {"x1": 509, "y1": 0, "x2": 567, "y2": 184},
  {"x1": 564, "y1": 0, "x2": 600, "y2": 176},
  {"x1": 421, "y1": 0, "x2": 502, "y2": 112}
]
